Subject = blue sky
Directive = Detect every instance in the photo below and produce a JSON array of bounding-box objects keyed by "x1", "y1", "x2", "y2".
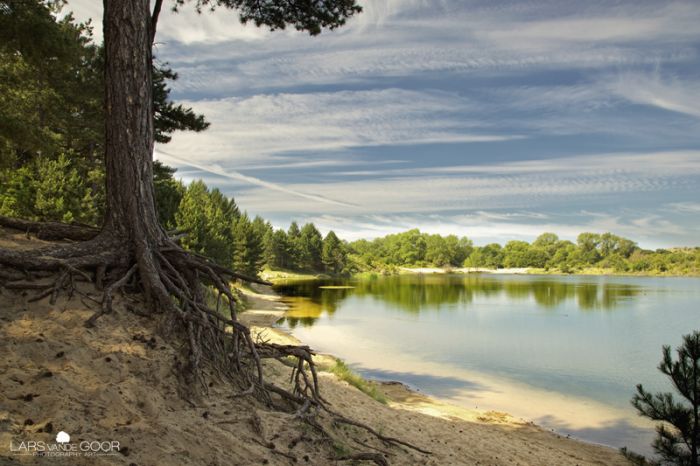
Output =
[{"x1": 70, "y1": 1, "x2": 700, "y2": 248}]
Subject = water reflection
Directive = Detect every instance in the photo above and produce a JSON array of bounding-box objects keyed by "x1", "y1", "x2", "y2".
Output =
[{"x1": 274, "y1": 274, "x2": 642, "y2": 327}]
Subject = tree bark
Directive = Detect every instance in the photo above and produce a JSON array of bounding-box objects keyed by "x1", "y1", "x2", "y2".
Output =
[{"x1": 103, "y1": 0, "x2": 162, "y2": 244}]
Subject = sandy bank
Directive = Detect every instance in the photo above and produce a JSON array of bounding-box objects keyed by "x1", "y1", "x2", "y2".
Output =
[
  {"x1": 239, "y1": 284, "x2": 630, "y2": 465},
  {"x1": 400, "y1": 267, "x2": 531, "y2": 275}
]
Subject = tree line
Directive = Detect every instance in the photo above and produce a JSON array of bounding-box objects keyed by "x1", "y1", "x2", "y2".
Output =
[
  {"x1": 158, "y1": 175, "x2": 351, "y2": 277},
  {"x1": 349, "y1": 230, "x2": 700, "y2": 276}
]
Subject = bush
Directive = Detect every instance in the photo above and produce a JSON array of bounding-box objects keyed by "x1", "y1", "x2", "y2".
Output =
[{"x1": 632, "y1": 331, "x2": 700, "y2": 465}]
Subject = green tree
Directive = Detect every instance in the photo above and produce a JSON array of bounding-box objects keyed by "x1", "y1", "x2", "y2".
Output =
[
  {"x1": 632, "y1": 331, "x2": 700, "y2": 466},
  {"x1": 549, "y1": 240, "x2": 577, "y2": 272},
  {"x1": 503, "y1": 240, "x2": 532, "y2": 268},
  {"x1": 286, "y1": 221, "x2": 301, "y2": 266},
  {"x1": 322, "y1": 230, "x2": 347, "y2": 274},
  {"x1": 424, "y1": 234, "x2": 448, "y2": 266},
  {"x1": 232, "y1": 213, "x2": 263, "y2": 277},
  {"x1": 153, "y1": 161, "x2": 185, "y2": 228},
  {"x1": 298, "y1": 223, "x2": 324, "y2": 270},
  {"x1": 533, "y1": 233, "x2": 559, "y2": 264},
  {"x1": 250, "y1": 216, "x2": 272, "y2": 270},
  {"x1": 153, "y1": 65, "x2": 210, "y2": 143},
  {"x1": 577, "y1": 232, "x2": 602, "y2": 264},
  {"x1": 0, "y1": 152, "x2": 102, "y2": 224},
  {"x1": 175, "y1": 181, "x2": 235, "y2": 267},
  {"x1": 266, "y1": 229, "x2": 291, "y2": 269},
  {"x1": 484, "y1": 243, "x2": 504, "y2": 268},
  {"x1": 0, "y1": 1, "x2": 102, "y2": 167}
]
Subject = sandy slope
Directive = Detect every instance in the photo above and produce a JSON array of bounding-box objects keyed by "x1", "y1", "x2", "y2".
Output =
[{"x1": 0, "y1": 227, "x2": 628, "y2": 465}]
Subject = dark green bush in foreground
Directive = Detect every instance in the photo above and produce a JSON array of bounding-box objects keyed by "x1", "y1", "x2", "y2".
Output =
[{"x1": 632, "y1": 331, "x2": 700, "y2": 466}]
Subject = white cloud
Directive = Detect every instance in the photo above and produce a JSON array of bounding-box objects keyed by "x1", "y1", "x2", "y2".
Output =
[
  {"x1": 478, "y1": 2, "x2": 700, "y2": 46},
  {"x1": 161, "y1": 88, "x2": 519, "y2": 165},
  {"x1": 336, "y1": 151, "x2": 700, "y2": 178},
  {"x1": 155, "y1": 149, "x2": 356, "y2": 207},
  {"x1": 667, "y1": 202, "x2": 700, "y2": 214},
  {"x1": 608, "y1": 72, "x2": 700, "y2": 118}
]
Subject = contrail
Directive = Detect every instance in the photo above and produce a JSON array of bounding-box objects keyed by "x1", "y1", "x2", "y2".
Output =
[{"x1": 155, "y1": 149, "x2": 358, "y2": 208}]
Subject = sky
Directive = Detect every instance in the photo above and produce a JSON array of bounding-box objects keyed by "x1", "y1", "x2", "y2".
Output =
[{"x1": 68, "y1": 0, "x2": 700, "y2": 248}]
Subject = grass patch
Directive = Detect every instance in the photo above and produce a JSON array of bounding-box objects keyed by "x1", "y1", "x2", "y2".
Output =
[
  {"x1": 260, "y1": 268, "x2": 331, "y2": 282},
  {"x1": 328, "y1": 359, "x2": 387, "y2": 404}
]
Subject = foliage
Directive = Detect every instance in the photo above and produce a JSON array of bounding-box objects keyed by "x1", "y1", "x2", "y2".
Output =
[
  {"x1": 0, "y1": 0, "x2": 208, "y2": 226},
  {"x1": 322, "y1": 231, "x2": 347, "y2": 275},
  {"x1": 632, "y1": 331, "x2": 700, "y2": 466},
  {"x1": 181, "y1": 0, "x2": 362, "y2": 36},
  {"x1": 153, "y1": 161, "x2": 185, "y2": 228},
  {"x1": 348, "y1": 229, "x2": 471, "y2": 269},
  {"x1": 298, "y1": 223, "x2": 324, "y2": 271},
  {"x1": 175, "y1": 181, "x2": 236, "y2": 267},
  {"x1": 0, "y1": 0, "x2": 103, "y2": 168},
  {"x1": 153, "y1": 65, "x2": 209, "y2": 143},
  {"x1": 0, "y1": 152, "x2": 103, "y2": 224},
  {"x1": 343, "y1": 230, "x2": 699, "y2": 276},
  {"x1": 232, "y1": 213, "x2": 269, "y2": 277}
]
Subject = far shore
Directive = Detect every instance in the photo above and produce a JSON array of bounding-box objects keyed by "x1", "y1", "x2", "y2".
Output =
[
  {"x1": 261, "y1": 266, "x2": 700, "y2": 282},
  {"x1": 399, "y1": 266, "x2": 699, "y2": 278},
  {"x1": 400, "y1": 266, "x2": 531, "y2": 274}
]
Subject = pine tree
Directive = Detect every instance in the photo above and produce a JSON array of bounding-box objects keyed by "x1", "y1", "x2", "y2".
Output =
[
  {"x1": 322, "y1": 230, "x2": 346, "y2": 274},
  {"x1": 299, "y1": 223, "x2": 323, "y2": 271},
  {"x1": 153, "y1": 161, "x2": 185, "y2": 229},
  {"x1": 632, "y1": 331, "x2": 700, "y2": 466},
  {"x1": 232, "y1": 213, "x2": 270, "y2": 278},
  {"x1": 287, "y1": 221, "x2": 302, "y2": 268},
  {"x1": 175, "y1": 181, "x2": 235, "y2": 267},
  {"x1": 267, "y1": 229, "x2": 291, "y2": 269}
]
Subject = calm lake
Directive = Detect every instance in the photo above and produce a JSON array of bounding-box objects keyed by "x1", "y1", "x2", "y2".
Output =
[{"x1": 273, "y1": 273, "x2": 700, "y2": 454}]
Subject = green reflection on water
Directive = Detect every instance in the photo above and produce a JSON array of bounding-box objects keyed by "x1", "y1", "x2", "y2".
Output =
[{"x1": 274, "y1": 274, "x2": 642, "y2": 327}]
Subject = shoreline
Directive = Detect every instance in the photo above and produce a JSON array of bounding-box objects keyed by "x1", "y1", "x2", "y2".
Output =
[
  {"x1": 239, "y1": 283, "x2": 634, "y2": 464},
  {"x1": 400, "y1": 266, "x2": 699, "y2": 278},
  {"x1": 262, "y1": 267, "x2": 700, "y2": 282}
]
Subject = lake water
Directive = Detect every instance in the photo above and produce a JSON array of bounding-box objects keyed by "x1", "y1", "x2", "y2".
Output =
[{"x1": 273, "y1": 273, "x2": 700, "y2": 455}]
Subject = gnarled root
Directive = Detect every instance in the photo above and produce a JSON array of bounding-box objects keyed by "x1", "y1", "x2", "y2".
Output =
[{"x1": 0, "y1": 225, "x2": 431, "y2": 463}]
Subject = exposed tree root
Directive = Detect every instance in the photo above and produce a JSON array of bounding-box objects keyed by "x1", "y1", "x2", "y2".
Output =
[
  {"x1": 0, "y1": 222, "x2": 431, "y2": 464},
  {"x1": 0, "y1": 215, "x2": 99, "y2": 241}
]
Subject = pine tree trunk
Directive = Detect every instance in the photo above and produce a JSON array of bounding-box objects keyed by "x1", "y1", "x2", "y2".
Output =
[{"x1": 102, "y1": 0, "x2": 162, "y2": 244}]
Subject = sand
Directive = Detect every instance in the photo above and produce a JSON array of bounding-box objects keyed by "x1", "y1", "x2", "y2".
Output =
[
  {"x1": 0, "y1": 227, "x2": 628, "y2": 465},
  {"x1": 400, "y1": 267, "x2": 531, "y2": 275}
]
